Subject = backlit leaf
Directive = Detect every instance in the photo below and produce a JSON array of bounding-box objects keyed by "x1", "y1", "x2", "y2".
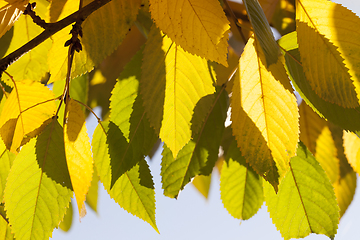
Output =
[
  {"x1": 192, "y1": 174, "x2": 211, "y2": 199},
  {"x1": 64, "y1": 98, "x2": 93, "y2": 218},
  {"x1": 4, "y1": 120, "x2": 73, "y2": 240},
  {"x1": 0, "y1": 138, "x2": 15, "y2": 200},
  {"x1": 86, "y1": 168, "x2": 99, "y2": 213},
  {"x1": 0, "y1": 80, "x2": 56, "y2": 152},
  {"x1": 141, "y1": 26, "x2": 215, "y2": 158},
  {"x1": 0, "y1": 0, "x2": 26, "y2": 38},
  {"x1": 296, "y1": 0, "x2": 360, "y2": 108},
  {"x1": 299, "y1": 101, "x2": 339, "y2": 184},
  {"x1": 59, "y1": 202, "x2": 73, "y2": 232},
  {"x1": 0, "y1": 204, "x2": 14, "y2": 240},
  {"x1": 1, "y1": 0, "x2": 50, "y2": 85},
  {"x1": 220, "y1": 139, "x2": 263, "y2": 220},
  {"x1": 243, "y1": 0, "x2": 279, "y2": 66},
  {"x1": 231, "y1": 36, "x2": 299, "y2": 190},
  {"x1": 279, "y1": 31, "x2": 360, "y2": 131},
  {"x1": 264, "y1": 142, "x2": 339, "y2": 240},
  {"x1": 92, "y1": 121, "x2": 158, "y2": 232},
  {"x1": 149, "y1": 0, "x2": 230, "y2": 66},
  {"x1": 343, "y1": 131, "x2": 360, "y2": 174},
  {"x1": 161, "y1": 89, "x2": 228, "y2": 198},
  {"x1": 109, "y1": 47, "x2": 158, "y2": 187},
  {"x1": 48, "y1": 0, "x2": 141, "y2": 83}
]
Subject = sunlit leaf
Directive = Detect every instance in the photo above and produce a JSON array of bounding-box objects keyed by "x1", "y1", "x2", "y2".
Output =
[
  {"x1": 299, "y1": 101, "x2": 339, "y2": 184},
  {"x1": 4, "y1": 120, "x2": 73, "y2": 240},
  {"x1": 63, "y1": 98, "x2": 93, "y2": 218},
  {"x1": 279, "y1": 31, "x2": 360, "y2": 131},
  {"x1": 243, "y1": 0, "x2": 279, "y2": 66},
  {"x1": 92, "y1": 121, "x2": 158, "y2": 232},
  {"x1": 0, "y1": 204, "x2": 14, "y2": 240},
  {"x1": 161, "y1": 89, "x2": 228, "y2": 198},
  {"x1": 343, "y1": 131, "x2": 360, "y2": 174},
  {"x1": 86, "y1": 168, "x2": 99, "y2": 213},
  {"x1": 1, "y1": 0, "x2": 50, "y2": 85},
  {"x1": 149, "y1": 0, "x2": 230, "y2": 66},
  {"x1": 59, "y1": 201, "x2": 73, "y2": 232},
  {"x1": 0, "y1": 138, "x2": 15, "y2": 200},
  {"x1": 141, "y1": 26, "x2": 216, "y2": 158},
  {"x1": 192, "y1": 174, "x2": 211, "y2": 199},
  {"x1": 48, "y1": 0, "x2": 141, "y2": 83},
  {"x1": 0, "y1": 0, "x2": 27, "y2": 39},
  {"x1": 220, "y1": 139, "x2": 263, "y2": 220},
  {"x1": 296, "y1": 0, "x2": 360, "y2": 108},
  {"x1": 0, "y1": 80, "x2": 56, "y2": 152},
  {"x1": 264, "y1": 142, "x2": 339, "y2": 240},
  {"x1": 231, "y1": 36, "x2": 298, "y2": 190}
]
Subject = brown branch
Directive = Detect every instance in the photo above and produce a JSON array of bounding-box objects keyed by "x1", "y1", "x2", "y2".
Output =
[{"x1": 0, "y1": 0, "x2": 112, "y2": 75}]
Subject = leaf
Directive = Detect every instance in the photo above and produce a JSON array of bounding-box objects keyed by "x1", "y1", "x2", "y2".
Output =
[
  {"x1": 59, "y1": 202, "x2": 73, "y2": 232},
  {"x1": 149, "y1": 0, "x2": 230, "y2": 66},
  {"x1": 279, "y1": 31, "x2": 360, "y2": 131},
  {"x1": 264, "y1": 142, "x2": 339, "y2": 240},
  {"x1": 86, "y1": 168, "x2": 99, "y2": 213},
  {"x1": 0, "y1": 138, "x2": 15, "y2": 200},
  {"x1": 92, "y1": 121, "x2": 158, "y2": 232},
  {"x1": 343, "y1": 131, "x2": 360, "y2": 174},
  {"x1": 0, "y1": 80, "x2": 56, "y2": 152},
  {"x1": 192, "y1": 174, "x2": 211, "y2": 199},
  {"x1": 243, "y1": 0, "x2": 279, "y2": 66},
  {"x1": 296, "y1": 0, "x2": 360, "y2": 108},
  {"x1": 141, "y1": 26, "x2": 216, "y2": 158},
  {"x1": 48, "y1": 0, "x2": 141, "y2": 83},
  {"x1": 63, "y1": 98, "x2": 93, "y2": 218},
  {"x1": 4, "y1": 119, "x2": 73, "y2": 240},
  {"x1": 220, "y1": 139, "x2": 263, "y2": 220},
  {"x1": 1, "y1": 0, "x2": 51, "y2": 85},
  {"x1": 299, "y1": 101, "x2": 339, "y2": 184},
  {"x1": 231, "y1": 36, "x2": 299, "y2": 190},
  {"x1": 161, "y1": 88, "x2": 228, "y2": 198},
  {"x1": 0, "y1": 204, "x2": 14, "y2": 240},
  {"x1": 0, "y1": 0, "x2": 26, "y2": 39},
  {"x1": 109, "y1": 47, "x2": 158, "y2": 187}
]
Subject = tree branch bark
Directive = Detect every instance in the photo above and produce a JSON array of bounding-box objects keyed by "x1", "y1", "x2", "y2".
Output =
[{"x1": 0, "y1": 0, "x2": 112, "y2": 74}]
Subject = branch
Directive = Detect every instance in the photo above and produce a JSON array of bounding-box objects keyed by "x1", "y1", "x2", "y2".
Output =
[{"x1": 0, "y1": 0, "x2": 112, "y2": 74}]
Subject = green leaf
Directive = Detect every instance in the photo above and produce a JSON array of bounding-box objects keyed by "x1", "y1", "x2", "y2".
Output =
[
  {"x1": 109, "y1": 47, "x2": 158, "y2": 187},
  {"x1": 59, "y1": 202, "x2": 73, "y2": 232},
  {"x1": 48, "y1": 0, "x2": 142, "y2": 83},
  {"x1": 264, "y1": 142, "x2": 339, "y2": 240},
  {"x1": 161, "y1": 88, "x2": 228, "y2": 198},
  {"x1": 4, "y1": 119, "x2": 73, "y2": 240},
  {"x1": 1, "y1": 0, "x2": 51, "y2": 85},
  {"x1": 220, "y1": 139, "x2": 263, "y2": 220},
  {"x1": 92, "y1": 121, "x2": 158, "y2": 232},
  {"x1": 0, "y1": 139, "x2": 15, "y2": 200},
  {"x1": 141, "y1": 26, "x2": 216, "y2": 158},
  {"x1": 243, "y1": 0, "x2": 279, "y2": 66},
  {"x1": 0, "y1": 204, "x2": 14, "y2": 240},
  {"x1": 86, "y1": 168, "x2": 99, "y2": 213},
  {"x1": 279, "y1": 31, "x2": 360, "y2": 131}
]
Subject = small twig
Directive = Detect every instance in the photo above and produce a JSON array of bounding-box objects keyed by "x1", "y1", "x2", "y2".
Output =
[
  {"x1": 223, "y1": 0, "x2": 247, "y2": 43},
  {"x1": 73, "y1": 98, "x2": 106, "y2": 134},
  {"x1": 23, "y1": 2, "x2": 49, "y2": 29}
]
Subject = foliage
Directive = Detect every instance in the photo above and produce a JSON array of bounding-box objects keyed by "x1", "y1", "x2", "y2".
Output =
[{"x1": 0, "y1": 0, "x2": 359, "y2": 239}]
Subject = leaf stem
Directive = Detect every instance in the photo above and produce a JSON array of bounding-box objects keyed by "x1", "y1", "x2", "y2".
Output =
[{"x1": 223, "y1": 0, "x2": 247, "y2": 43}]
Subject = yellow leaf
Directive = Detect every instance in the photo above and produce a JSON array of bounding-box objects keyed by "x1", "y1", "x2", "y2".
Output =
[
  {"x1": 141, "y1": 27, "x2": 215, "y2": 158},
  {"x1": 299, "y1": 101, "x2": 339, "y2": 184},
  {"x1": 64, "y1": 98, "x2": 93, "y2": 218},
  {"x1": 296, "y1": 0, "x2": 360, "y2": 108},
  {"x1": 0, "y1": 80, "x2": 56, "y2": 152},
  {"x1": 0, "y1": 0, "x2": 27, "y2": 38},
  {"x1": 149, "y1": 0, "x2": 230, "y2": 66},
  {"x1": 343, "y1": 131, "x2": 360, "y2": 174},
  {"x1": 231, "y1": 36, "x2": 299, "y2": 189}
]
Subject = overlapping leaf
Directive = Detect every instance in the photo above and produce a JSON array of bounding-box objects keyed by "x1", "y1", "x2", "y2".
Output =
[
  {"x1": 0, "y1": 80, "x2": 56, "y2": 152},
  {"x1": 0, "y1": 0, "x2": 27, "y2": 38},
  {"x1": 192, "y1": 174, "x2": 211, "y2": 199},
  {"x1": 4, "y1": 120, "x2": 73, "y2": 240},
  {"x1": 0, "y1": 204, "x2": 14, "y2": 240},
  {"x1": 279, "y1": 31, "x2": 360, "y2": 131},
  {"x1": 86, "y1": 169, "x2": 99, "y2": 213},
  {"x1": 141, "y1": 26, "x2": 216, "y2": 158},
  {"x1": 63, "y1": 98, "x2": 93, "y2": 218},
  {"x1": 161, "y1": 89, "x2": 228, "y2": 198},
  {"x1": 48, "y1": 0, "x2": 141, "y2": 83},
  {"x1": 220, "y1": 139, "x2": 263, "y2": 220},
  {"x1": 343, "y1": 131, "x2": 360, "y2": 174},
  {"x1": 149, "y1": 0, "x2": 230, "y2": 66},
  {"x1": 109, "y1": 47, "x2": 157, "y2": 187},
  {"x1": 231, "y1": 36, "x2": 299, "y2": 190},
  {"x1": 92, "y1": 121, "x2": 158, "y2": 232},
  {"x1": 0, "y1": 0, "x2": 50, "y2": 85},
  {"x1": 59, "y1": 202, "x2": 73, "y2": 232},
  {"x1": 243, "y1": 0, "x2": 279, "y2": 66},
  {"x1": 296, "y1": 0, "x2": 360, "y2": 108},
  {"x1": 265, "y1": 143, "x2": 339, "y2": 240},
  {"x1": 0, "y1": 138, "x2": 15, "y2": 200}
]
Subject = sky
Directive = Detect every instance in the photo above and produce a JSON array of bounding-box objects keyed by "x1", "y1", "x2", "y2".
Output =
[{"x1": 52, "y1": 0, "x2": 360, "y2": 239}]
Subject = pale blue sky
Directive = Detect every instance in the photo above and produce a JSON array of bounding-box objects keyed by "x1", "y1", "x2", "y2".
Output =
[{"x1": 52, "y1": 1, "x2": 360, "y2": 239}]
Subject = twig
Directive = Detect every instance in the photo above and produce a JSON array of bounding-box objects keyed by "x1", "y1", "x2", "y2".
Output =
[
  {"x1": 0, "y1": 0, "x2": 112, "y2": 75},
  {"x1": 223, "y1": 0, "x2": 247, "y2": 43},
  {"x1": 23, "y1": 2, "x2": 49, "y2": 29}
]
